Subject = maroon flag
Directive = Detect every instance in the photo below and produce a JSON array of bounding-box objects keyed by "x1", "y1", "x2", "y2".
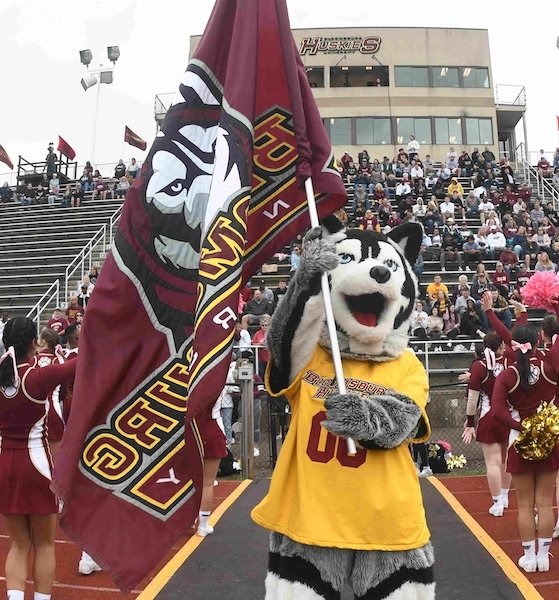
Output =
[
  {"x1": 53, "y1": 0, "x2": 346, "y2": 592},
  {"x1": 57, "y1": 135, "x2": 76, "y2": 160},
  {"x1": 124, "y1": 126, "x2": 147, "y2": 151},
  {"x1": 0, "y1": 145, "x2": 13, "y2": 170}
]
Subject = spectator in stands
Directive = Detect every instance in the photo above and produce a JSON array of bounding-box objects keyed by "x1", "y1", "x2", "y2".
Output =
[
  {"x1": 499, "y1": 245, "x2": 519, "y2": 273},
  {"x1": 35, "y1": 184, "x2": 47, "y2": 205},
  {"x1": 460, "y1": 299, "x2": 485, "y2": 338},
  {"x1": 424, "y1": 198, "x2": 443, "y2": 233},
  {"x1": 252, "y1": 316, "x2": 270, "y2": 377},
  {"x1": 534, "y1": 251, "x2": 556, "y2": 273},
  {"x1": 553, "y1": 148, "x2": 559, "y2": 169},
  {"x1": 544, "y1": 201, "x2": 559, "y2": 227},
  {"x1": 465, "y1": 192, "x2": 480, "y2": 219},
  {"x1": 360, "y1": 209, "x2": 380, "y2": 232},
  {"x1": 60, "y1": 184, "x2": 72, "y2": 208},
  {"x1": 357, "y1": 149, "x2": 370, "y2": 165},
  {"x1": 451, "y1": 275, "x2": 470, "y2": 302},
  {"x1": 340, "y1": 151, "x2": 353, "y2": 171},
  {"x1": 88, "y1": 266, "x2": 100, "y2": 285},
  {"x1": 541, "y1": 216, "x2": 556, "y2": 238},
  {"x1": 473, "y1": 264, "x2": 488, "y2": 285},
  {"x1": 344, "y1": 160, "x2": 357, "y2": 185},
  {"x1": 426, "y1": 307, "x2": 444, "y2": 340},
  {"x1": 429, "y1": 226, "x2": 442, "y2": 252},
  {"x1": 257, "y1": 280, "x2": 274, "y2": 305},
  {"x1": 126, "y1": 158, "x2": 141, "y2": 180},
  {"x1": 522, "y1": 237, "x2": 541, "y2": 270},
  {"x1": 455, "y1": 287, "x2": 473, "y2": 316},
  {"x1": 353, "y1": 200, "x2": 366, "y2": 226},
  {"x1": 394, "y1": 177, "x2": 411, "y2": 203},
  {"x1": 407, "y1": 135, "x2": 420, "y2": 161},
  {"x1": 503, "y1": 216, "x2": 518, "y2": 240},
  {"x1": 500, "y1": 164, "x2": 517, "y2": 191},
  {"x1": 290, "y1": 245, "x2": 301, "y2": 273},
  {"x1": 397, "y1": 194, "x2": 415, "y2": 220},
  {"x1": 387, "y1": 211, "x2": 402, "y2": 231},
  {"x1": 510, "y1": 263, "x2": 532, "y2": 302},
  {"x1": 273, "y1": 279, "x2": 287, "y2": 307},
  {"x1": 410, "y1": 160, "x2": 423, "y2": 182},
  {"x1": 485, "y1": 226, "x2": 506, "y2": 259},
  {"x1": 491, "y1": 262, "x2": 510, "y2": 298},
  {"x1": 410, "y1": 300, "x2": 429, "y2": 339},
  {"x1": 47, "y1": 308, "x2": 69, "y2": 336},
  {"x1": 481, "y1": 146, "x2": 496, "y2": 170},
  {"x1": 553, "y1": 168, "x2": 559, "y2": 192},
  {"x1": 437, "y1": 164, "x2": 452, "y2": 184},
  {"x1": 440, "y1": 197, "x2": 455, "y2": 222},
  {"x1": 77, "y1": 169, "x2": 92, "y2": 194},
  {"x1": 0, "y1": 182, "x2": 12, "y2": 203},
  {"x1": 334, "y1": 207, "x2": 348, "y2": 227},
  {"x1": 77, "y1": 275, "x2": 95, "y2": 296},
  {"x1": 20, "y1": 183, "x2": 35, "y2": 208},
  {"x1": 532, "y1": 226, "x2": 552, "y2": 256},
  {"x1": 116, "y1": 176, "x2": 130, "y2": 198},
  {"x1": 48, "y1": 172, "x2": 59, "y2": 204},
  {"x1": 490, "y1": 287, "x2": 512, "y2": 328},
  {"x1": 114, "y1": 159, "x2": 126, "y2": 180},
  {"x1": 512, "y1": 197, "x2": 527, "y2": 217},
  {"x1": 431, "y1": 289, "x2": 450, "y2": 315},
  {"x1": 471, "y1": 272, "x2": 490, "y2": 301},
  {"x1": 412, "y1": 197, "x2": 427, "y2": 220},
  {"x1": 530, "y1": 201, "x2": 545, "y2": 225},
  {"x1": 65, "y1": 296, "x2": 84, "y2": 324},
  {"x1": 471, "y1": 147, "x2": 481, "y2": 165},
  {"x1": 44, "y1": 143, "x2": 57, "y2": 178},
  {"x1": 71, "y1": 183, "x2": 83, "y2": 208},
  {"x1": 443, "y1": 304, "x2": 461, "y2": 339},
  {"x1": 240, "y1": 289, "x2": 273, "y2": 330},
  {"x1": 447, "y1": 178, "x2": 464, "y2": 201},
  {"x1": 426, "y1": 274, "x2": 449, "y2": 303},
  {"x1": 458, "y1": 150, "x2": 472, "y2": 177},
  {"x1": 370, "y1": 183, "x2": 386, "y2": 208},
  {"x1": 441, "y1": 230, "x2": 463, "y2": 272},
  {"x1": 234, "y1": 321, "x2": 251, "y2": 352},
  {"x1": 462, "y1": 235, "x2": 482, "y2": 270},
  {"x1": 412, "y1": 248, "x2": 424, "y2": 279},
  {"x1": 77, "y1": 285, "x2": 91, "y2": 309},
  {"x1": 537, "y1": 152, "x2": 552, "y2": 179},
  {"x1": 354, "y1": 182, "x2": 368, "y2": 212}
]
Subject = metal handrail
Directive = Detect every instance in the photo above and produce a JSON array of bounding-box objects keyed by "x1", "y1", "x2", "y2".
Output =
[
  {"x1": 108, "y1": 203, "x2": 123, "y2": 248},
  {"x1": 26, "y1": 279, "x2": 60, "y2": 330},
  {"x1": 64, "y1": 225, "x2": 107, "y2": 302}
]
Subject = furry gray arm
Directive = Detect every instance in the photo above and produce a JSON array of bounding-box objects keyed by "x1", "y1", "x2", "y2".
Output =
[
  {"x1": 322, "y1": 392, "x2": 421, "y2": 449},
  {"x1": 266, "y1": 227, "x2": 340, "y2": 393}
]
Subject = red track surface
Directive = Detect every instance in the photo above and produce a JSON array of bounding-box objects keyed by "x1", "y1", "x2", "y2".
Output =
[
  {"x1": 0, "y1": 480, "x2": 241, "y2": 599},
  {"x1": 440, "y1": 475, "x2": 559, "y2": 599}
]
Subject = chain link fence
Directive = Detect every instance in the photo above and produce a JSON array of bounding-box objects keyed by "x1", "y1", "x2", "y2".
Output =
[{"x1": 230, "y1": 340, "x2": 486, "y2": 478}]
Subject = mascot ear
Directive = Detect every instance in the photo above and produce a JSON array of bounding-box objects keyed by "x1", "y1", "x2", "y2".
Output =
[
  {"x1": 386, "y1": 223, "x2": 423, "y2": 266},
  {"x1": 320, "y1": 214, "x2": 346, "y2": 242}
]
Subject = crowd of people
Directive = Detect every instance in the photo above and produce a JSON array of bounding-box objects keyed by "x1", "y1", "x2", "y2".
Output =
[{"x1": 0, "y1": 149, "x2": 141, "y2": 209}]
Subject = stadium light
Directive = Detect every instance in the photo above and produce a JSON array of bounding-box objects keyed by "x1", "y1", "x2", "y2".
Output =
[
  {"x1": 81, "y1": 73, "x2": 98, "y2": 91},
  {"x1": 107, "y1": 45, "x2": 120, "y2": 65},
  {"x1": 79, "y1": 49, "x2": 93, "y2": 67}
]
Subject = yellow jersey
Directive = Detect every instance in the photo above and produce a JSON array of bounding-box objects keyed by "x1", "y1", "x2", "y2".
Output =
[{"x1": 251, "y1": 346, "x2": 431, "y2": 551}]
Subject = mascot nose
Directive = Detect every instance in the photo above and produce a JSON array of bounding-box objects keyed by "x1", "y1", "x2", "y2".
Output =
[{"x1": 369, "y1": 266, "x2": 391, "y2": 284}]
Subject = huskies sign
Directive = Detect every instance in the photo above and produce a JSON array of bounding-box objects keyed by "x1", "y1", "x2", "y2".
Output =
[{"x1": 299, "y1": 35, "x2": 382, "y2": 56}]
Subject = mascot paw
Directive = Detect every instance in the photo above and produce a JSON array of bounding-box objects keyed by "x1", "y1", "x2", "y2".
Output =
[
  {"x1": 323, "y1": 393, "x2": 370, "y2": 439},
  {"x1": 300, "y1": 227, "x2": 339, "y2": 278}
]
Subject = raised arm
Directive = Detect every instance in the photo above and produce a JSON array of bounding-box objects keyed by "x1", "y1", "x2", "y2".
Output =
[
  {"x1": 490, "y1": 373, "x2": 521, "y2": 431},
  {"x1": 25, "y1": 360, "x2": 77, "y2": 400}
]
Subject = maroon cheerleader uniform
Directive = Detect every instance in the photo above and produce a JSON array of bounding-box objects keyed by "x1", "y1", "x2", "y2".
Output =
[
  {"x1": 469, "y1": 354, "x2": 511, "y2": 444},
  {"x1": 491, "y1": 357, "x2": 559, "y2": 473},
  {"x1": 62, "y1": 348, "x2": 78, "y2": 423},
  {"x1": 0, "y1": 359, "x2": 76, "y2": 514},
  {"x1": 36, "y1": 350, "x2": 65, "y2": 443},
  {"x1": 196, "y1": 403, "x2": 227, "y2": 460}
]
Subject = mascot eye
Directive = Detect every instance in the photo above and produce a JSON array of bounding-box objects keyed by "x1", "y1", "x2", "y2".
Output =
[
  {"x1": 159, "y1": 179, "x2": 187, "y2": 196},
  {"x1": 384, "y1": 259, "x2": 399, "y2": 272},
  {"x1": 339, "y1": 253, "x2": 354, "y2": 264}
]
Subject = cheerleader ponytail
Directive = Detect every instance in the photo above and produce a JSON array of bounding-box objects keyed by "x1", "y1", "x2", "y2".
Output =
[
  {"x1": 0, "y1": 317, "x2": 37, "y2": 389},
  {"x1": 511, "y1": 325, "x2": 538, "y2": 391},
  {"x1": 482, "y1": 332, "x2": 502, "y2": 373}
]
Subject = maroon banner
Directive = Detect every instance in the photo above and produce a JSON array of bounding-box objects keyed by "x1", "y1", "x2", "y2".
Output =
[
  {"x1": 124, "y1": 126, "x2": 147, "y2": 151},
  {"x1": 0, "y1": 145, "x2": 13, "y2": 170},
  {"x1": 57, "y1": 135, "x2": 76, "y2": 160},
  {"x1": 53, "y1": 0, "x2": 346, "y2": 592}
]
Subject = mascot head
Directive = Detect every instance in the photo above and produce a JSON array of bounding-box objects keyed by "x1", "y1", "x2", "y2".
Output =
[{"x1": 319, "y1": 217, "x2": 422, "y2": 361}]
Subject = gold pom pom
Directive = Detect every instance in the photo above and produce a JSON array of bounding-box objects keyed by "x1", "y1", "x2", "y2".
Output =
[
  {"x1": 446, "y1": 454, "x2": 467, "y2": 470},
  {"x1": 514, "y1": 402, "x2": 559, "y2": 461}
]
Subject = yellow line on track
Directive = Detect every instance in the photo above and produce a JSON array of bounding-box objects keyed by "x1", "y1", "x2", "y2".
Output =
[
  {"x1": 137, "y1": 479, "x2": 253, "y2": 600},
  {"x1": 428, "y1": 477, "x2": 544, "y2": 600}
]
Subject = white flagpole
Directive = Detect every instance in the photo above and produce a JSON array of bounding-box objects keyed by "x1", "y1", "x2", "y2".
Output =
[{"x1": 304, "y1": 177, "x2": 357, "y2": 456}]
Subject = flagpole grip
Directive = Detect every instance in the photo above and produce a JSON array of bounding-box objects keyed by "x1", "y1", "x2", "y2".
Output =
[{"x1": 304, "y1": 178, "x2": 357, "y2": 456}]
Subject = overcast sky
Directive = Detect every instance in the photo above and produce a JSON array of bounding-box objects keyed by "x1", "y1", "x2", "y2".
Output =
[{"x1": 1, "y1": 0, "x2": 557, "y2": 179}]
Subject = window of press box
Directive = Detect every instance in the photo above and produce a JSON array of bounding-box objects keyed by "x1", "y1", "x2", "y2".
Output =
[
  {"x1": 356, "y1": 118, "x2": 392, "y2": 145},
  {"x1": 435, "y1": 118, "x2": 463, "y2": 145},
  {"x1": 306, "y1": 67, "x2": 324, "y2": 88},
  {"x1": 462, "y1": 67, "x2": 490, "y2": 88},
  {"x1": 396, "y1": 117, "x2": 432, "y2": 145},
  {"x1": 328, "y1": 117, "x2": 352, "y2": 145},
  {"x1": 466, "y1": 118, "x2": 493, "y2": 145},
  {"x1": 329, "y1": 65, "x2": 389, "y2": 88},
  {"x1": 394, "y1": 66, "x2": 429, "y2": 87},
  {"x1": 431, "y1": 66, "x2": 459, "y2": 88}
]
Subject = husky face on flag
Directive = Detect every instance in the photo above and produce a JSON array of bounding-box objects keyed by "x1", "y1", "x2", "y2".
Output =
[{"x1": 143, "y1": 62, "x2": 250, "y2": 276}]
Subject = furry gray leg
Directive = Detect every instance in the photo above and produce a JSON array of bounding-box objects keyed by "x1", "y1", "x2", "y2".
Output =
[
  {"x1": 351, "y1": 543, "x2": 435, "y2": 599},
  {"x1": 265, "y1": 532, "x2": 351, "y2": 600}
]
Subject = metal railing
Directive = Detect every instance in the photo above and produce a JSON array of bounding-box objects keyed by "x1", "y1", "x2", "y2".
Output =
[
  {"x1": 26, "y1": 280, "x2": 60, "y2": 330},
  {"x1": 495, "y1": 84, "x2": 526, "y2": 107},
  {"x1": 108, "y1": 203, "x2": 123, "y2": 248},
  {"x1": 64, "y1": 225, "x2": 107, "y2": 302},
  {"x1": 515, "y1": 142, "x2": 559, "y2": 209}
]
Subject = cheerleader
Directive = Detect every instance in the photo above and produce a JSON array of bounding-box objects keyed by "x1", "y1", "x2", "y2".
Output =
[
  {"x1": 36, "y1": 328, "x2": 66, "y2": 460},
  {"x1": 491, "y1": 326, "x2": 559, "y2": 573},
  {"x1": 462, "y1": 331, "x2": 513, "y2": 516},
  {"x1": 0, "y1": 318, "x2": 77, "y2": 600},
  {"x1": 195, "y1": 394, "x2": 228, "y2": 537}
]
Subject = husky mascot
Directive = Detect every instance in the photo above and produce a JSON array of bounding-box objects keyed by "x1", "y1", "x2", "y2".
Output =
[{"x1": 252, "y1": 217, "x2": 434, "y2": 599}]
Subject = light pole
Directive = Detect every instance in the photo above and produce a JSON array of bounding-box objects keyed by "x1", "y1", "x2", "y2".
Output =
[{"x1": 79, "y1": 46, "x2": 120, "y2": 168}]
